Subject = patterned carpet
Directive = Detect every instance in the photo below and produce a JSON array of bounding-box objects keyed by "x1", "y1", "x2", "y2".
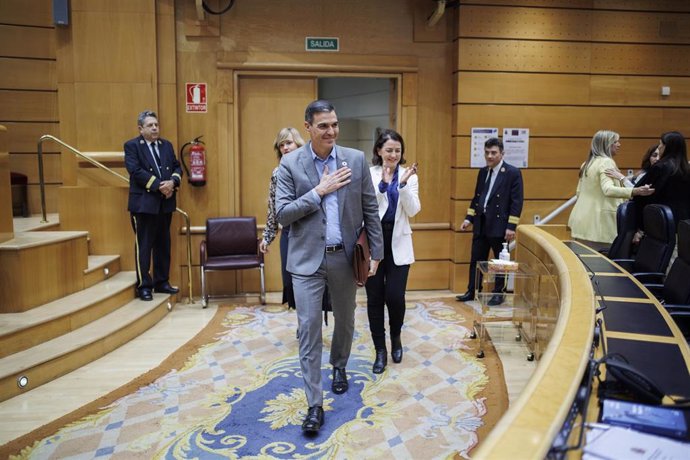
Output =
[{"x1": 7, "y1": 298, "x2": 507, "y2": 459}]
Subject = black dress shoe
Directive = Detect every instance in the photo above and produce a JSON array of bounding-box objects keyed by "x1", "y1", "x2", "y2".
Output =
[
  {"x1": 372, "y1": 349, "x2": 387, "y2": 374},
  {"x1": 331, "y1": 367, "x2": 348, "y2": 394},
  {"x1": 487, "y1": 294, "x2": 505, "y2": 306},
  {"x1": 302, "y1": 405, "x2": 324, "y2": 433},
  {"x1": 138, "y1": 288, "x2": 153, "y2": 301},
  {"x1": 154, "y1": 283, "x2": 179, "y2": 294},
  {"x1": 391, "y1": 336, "x2": 403, "y2": 363},
  {"x1": 456, "y1": 291, "x2": 475, "y2": 302}
]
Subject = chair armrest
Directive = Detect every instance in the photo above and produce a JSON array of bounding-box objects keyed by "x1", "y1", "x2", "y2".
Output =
[
  {"x1": 200, "y1": 240, "x2": 207, "y2": 265},
  {"x1": 663, "y1": 304, "x2": 690, "y2": 313},
  {"x1": 612, "y1": 259, "x2": 634, "y2": 271},
  {"x1": 666, "y1": 308, "x2": 690, "y2": 339},
  {"x1": 632, "y1": 272, "x2": 665, "y2": 284},
  {"x1": 642, "y1": 283, "x2": 664, "y2": 301}
]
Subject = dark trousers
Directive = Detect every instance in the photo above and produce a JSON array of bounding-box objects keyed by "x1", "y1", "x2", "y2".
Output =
[
  {"x1": 365, "y1": 225, "x2": 410, "y2": 350},
  {"x1": 131, "y1": 212, "x2": 172, "y2": 290},
  {"x1": 468, "y1": 227, "x2": 506, "y2": 294}
]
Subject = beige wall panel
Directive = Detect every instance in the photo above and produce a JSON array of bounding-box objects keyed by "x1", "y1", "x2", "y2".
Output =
[
  {"x1": 27, "y1": 184, "x2": 59, "y2": 214},
  {"x1": 71, "y1": 0, "x2": 154, "y2": 13},
  {"x1": 72, "y1": 83, "x2": 156, "y2": 151},
  {"x1": 0, "y1": 0, "x2": 52, "y2": 26},
  {"x1": 590, "y1": 75, "x2": 690, "y2": 107},
  {"x1": 521, "y1": 200, "x2": 573, "y2": 225},
  {"x1": 400, "y1": 105, "x2": 417, "y2": 164},
  {"x1": 0, "y1": 58, "x2": 56, "y2": 90},
  {"x1": 10, "y1": 153, "x2": 61, "y2": 183},
  {"x1": 453, "y1": 231, "x2": 474, "y2": 263},
  {"x1": 455, "y1": 105, "x2": 690, "y2": 138},
  {"x1": 0, "y1": 91, "x2": 57, "y2": 122},
  {"x1": 407, "y1": 260, "x2": 450, "y2": 290},
  {"x1": 214, "y1": 0, "x2": 418, "y2": 56},
  {"x1": 415, "y1": 56, "x2": 452, "y2": 224},
  {"x1": 457, "y1": 72, "x2": 591, "y2": 105},
  {"x1": 451, "y1": 262, "x2": 470, "y2": 293},
  {"x1": 452, "y1": 169, "x2": 478, "y2": 199},
  {"x1": 156, "y1": 8, "x2": 177, "y2": 85},
  {"x1": 412, "y1": 229, "x2": 451, "y2": 260},
  {"x1": 459, "y1": 5, "x2": 690, "y2": 44},
  {"x1": 76, "y1": 166, "x2": 129, "y2": 187},
  {"x1": 3, "y1": 122, "x2": 59, "y2": 152},
  {"x1": 71, "y1": 10, "x2": 156, "y2": 82},
  {"x1": 402, "y1": 72, "x2": 418, "y2": 107},
  {"x1": 591, "y1": 43, "x2": 690, "y2": 75},
  {"x1": 453, "y1": 137, "x2": 656, "y2": 169},
  {"x1": 0, "y1": 25, "x2": 55, "y2": 58},
  {"x1": 59, "y1": 187, "x2": 134, "y2": 269},
  {"x1": 522, "y1": 170, "x2": 579, "y2": 199},
  {"x1": 466, "y1": 0, "x2": 690, "y2": 11},
  {"x1": 458, "y1": 39, "x2": 592, "y2": 73},
  {"x1": 237, "y1": 76, "x2": 315, "y2": 219}
]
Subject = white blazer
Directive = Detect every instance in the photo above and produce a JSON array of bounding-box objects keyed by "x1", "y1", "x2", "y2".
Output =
[{"x1": 370, "y1": 165, "x2": 421, "y2": 265}]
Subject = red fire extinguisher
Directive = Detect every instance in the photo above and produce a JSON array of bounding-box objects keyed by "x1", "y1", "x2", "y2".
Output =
[{"x1": 180, "y1": 136, "x2": 207, "y2": 187}]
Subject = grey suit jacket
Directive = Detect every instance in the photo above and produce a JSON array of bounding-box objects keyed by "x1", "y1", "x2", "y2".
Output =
[{"x1": 275, "y1": 143, "x2": 383, "y2": 276}]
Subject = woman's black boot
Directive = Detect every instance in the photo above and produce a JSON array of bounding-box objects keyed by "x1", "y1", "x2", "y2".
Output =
[
  {"x1": 391, "y1": 336, "x2": 403, "y2": 363},
  {"x1": 373, "y1": 348, "x2": 387, "y2": 374}
]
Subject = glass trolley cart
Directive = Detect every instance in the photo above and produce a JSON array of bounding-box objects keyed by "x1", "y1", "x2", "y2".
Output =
[{"x1": 470, "y1": 261, "x2": 539, "y2": 360}]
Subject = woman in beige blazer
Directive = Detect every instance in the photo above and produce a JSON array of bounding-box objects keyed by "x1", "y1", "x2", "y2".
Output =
[
  {"x1": 366, "y1": 129, "x2": 421, "y2": 374},
  {"x1": 568, "y1": 130, "x2": 654, "y2": 250}
]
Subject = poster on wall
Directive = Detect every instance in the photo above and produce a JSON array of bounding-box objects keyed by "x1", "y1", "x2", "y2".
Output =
[
  {"x1": 470, "y1": 127, "x2": 499, "y2": 168},
  {"x1": 502, "y1": 128, "x2": 529, "y2": 168},
  {"x1": 185, "y1": 83, "x2": 207, "y2": 113}
]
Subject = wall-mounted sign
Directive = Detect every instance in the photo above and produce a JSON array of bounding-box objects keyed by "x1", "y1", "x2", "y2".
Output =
[
  {"x1": 305, "y1": 37, "x2": 339, "y2": 52},
  {"x1": 502, "y1": 128, "x2": 529, "y2": 168},
  {"x1": 470, "y1": 127, "x2": 499, "y2": 168},
  {"x1": 185, "y1": 82, "x2": 207, "y2": 113}
]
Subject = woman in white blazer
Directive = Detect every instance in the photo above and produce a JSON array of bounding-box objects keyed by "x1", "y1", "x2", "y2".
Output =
[
  {"x1": 568, "y1": 130, "x2": 654, "y2": 250},
  {"x1": 366, "y1": 129, "x2": 421, "y2": 374}
]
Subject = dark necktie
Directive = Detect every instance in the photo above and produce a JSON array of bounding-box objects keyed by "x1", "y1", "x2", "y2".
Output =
[
  {"x1": 478, "y1": 168, "x2": 493, "y2": 214},
  {"x1": 150, "y1": 142, "x2": 161, "y2": 171}
]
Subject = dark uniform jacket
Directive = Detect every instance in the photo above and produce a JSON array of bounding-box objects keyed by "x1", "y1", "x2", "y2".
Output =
[
  {"x1": 465, "y1": 161, "x2": 524, "y2": 238},
  {"x1": 124, "y1": 135, "x2": 182, "y2": 214}
]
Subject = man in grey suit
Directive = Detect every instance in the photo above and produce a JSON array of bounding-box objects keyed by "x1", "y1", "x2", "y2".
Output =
[{"x1": 275, "y1": 100, "x2": 383, "y2": 434}]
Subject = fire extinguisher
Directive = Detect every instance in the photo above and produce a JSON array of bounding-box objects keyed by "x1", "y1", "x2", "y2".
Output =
[{"x1": 180, "y1": 135, "x2": 207, "y2": 187}]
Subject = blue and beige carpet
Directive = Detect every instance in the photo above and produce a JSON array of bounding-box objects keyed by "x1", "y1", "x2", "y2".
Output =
[{"x1": 6, "y1": 298, "x2": 507, "y2": 459}]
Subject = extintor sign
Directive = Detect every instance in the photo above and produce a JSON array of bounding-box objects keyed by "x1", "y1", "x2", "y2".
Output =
[{"x1": 185, "y1": 83, "x2": 207, "y2": 113}]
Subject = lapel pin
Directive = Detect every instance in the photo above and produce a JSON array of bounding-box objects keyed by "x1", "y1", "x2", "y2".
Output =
[
  {"x1": 139, "y1": 140, "x2": 144, "y2": 144},
  {"x1": 500, "y1": 167, "x2": 506, "y2": 173},
  {"x1": 342, "y1": 161, "x2": 348, "y2": 167}
]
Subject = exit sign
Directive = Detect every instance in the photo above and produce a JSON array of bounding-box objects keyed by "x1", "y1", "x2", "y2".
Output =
[{"x1": 305, "y1": 37, "x2": 339, "y2": 52}]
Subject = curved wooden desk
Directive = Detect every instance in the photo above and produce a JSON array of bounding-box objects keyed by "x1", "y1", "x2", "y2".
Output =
[
  {"x1": 474, "y1": 225, "x2": 595, "y2": 458},
  {"x1": 474, "y1": 225, "x2": 690, "y2": 458}
]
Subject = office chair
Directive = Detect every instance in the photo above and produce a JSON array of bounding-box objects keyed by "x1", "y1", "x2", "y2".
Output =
[
  {"x1": 604, "y1": 201, "x2": 637, "y2": 259},
  {"x1": 200, "y1": 217, "x2": 266, "y2": 308},
  {"x1": 642, "y1": 219, "x2": 690, "y2": 340},
  {"x1": 612, "y1": 204, "x2": 675, "y2": 284}
]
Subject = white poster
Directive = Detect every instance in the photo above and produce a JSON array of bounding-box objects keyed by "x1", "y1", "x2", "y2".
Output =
[
  {"x1": 470, "y1": 127, "x2": 499, "y2": 168},
  {"x1": 502, "y1": 128, "x2": 529, "y2": 168}
]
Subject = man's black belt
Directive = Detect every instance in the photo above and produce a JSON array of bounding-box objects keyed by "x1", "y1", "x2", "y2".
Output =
[{"x1": 325, "y1": 243, "x2": 344, "y2": 253}]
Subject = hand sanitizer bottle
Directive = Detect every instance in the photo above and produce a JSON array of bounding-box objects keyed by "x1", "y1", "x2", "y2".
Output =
[{"x1": 499, "y1": 242, "x2": 510, "y2": 261}]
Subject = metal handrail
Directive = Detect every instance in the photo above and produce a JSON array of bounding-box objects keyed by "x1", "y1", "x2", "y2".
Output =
[
  {"x1": 509, "y1": 195, "x2": 577, "y2": 251},
  {"x1": 37, "y1": 134, "x2": 194, "y2": 304}
]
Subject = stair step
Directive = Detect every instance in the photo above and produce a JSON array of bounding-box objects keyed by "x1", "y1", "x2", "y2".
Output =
[
  {"x1": 0, "y1": 272, "x2": 137, "y2": 358},
  {"x1": 0, "y1": 294, "x2": 171, "y2": 402},
  {"x1": 83, "y1": 254, "x2": 121, "y2": 287},
  {"x1": 12, "y1": 213, "x2": 60, "y2": 232}
]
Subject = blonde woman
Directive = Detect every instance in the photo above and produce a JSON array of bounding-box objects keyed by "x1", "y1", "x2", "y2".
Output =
[
  {"x1": 260, "y1": 128, "x2": 305, "y2": 309},
  {"x1": 568, "y1": 130, "x2": 654, "y2": 250}
]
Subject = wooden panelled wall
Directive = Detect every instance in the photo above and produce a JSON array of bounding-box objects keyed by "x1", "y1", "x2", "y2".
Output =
[
  {"x1": 0, "y1": 1, "x2": 60, "y2": 214},
  {"x1": 451, "y1": 0, "x2": 690, "y2": 290}
]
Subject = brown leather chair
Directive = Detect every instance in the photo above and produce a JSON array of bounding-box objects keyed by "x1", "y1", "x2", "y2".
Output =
[{"x1": 200, "y1": 217, "x2": 265, "y2": 307}]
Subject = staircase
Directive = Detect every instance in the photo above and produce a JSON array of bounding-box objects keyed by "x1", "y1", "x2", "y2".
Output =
[{"x1": 0, "y1": 216, "x2": 172, "y2": 403}]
